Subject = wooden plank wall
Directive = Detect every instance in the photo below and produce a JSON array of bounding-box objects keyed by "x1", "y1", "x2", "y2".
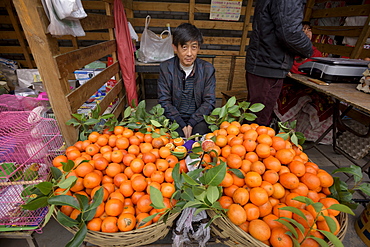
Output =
[{"x1": 1, "y1": 0, "x2": 369, "y2": 99}]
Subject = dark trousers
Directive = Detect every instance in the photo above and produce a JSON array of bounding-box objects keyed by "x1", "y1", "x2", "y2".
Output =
[
  {"x1": 176, "y1": 120, "x2": 211, "y2": 138},
  {"x1": 246, "y1": 72, "x2": 284, "y2": 126}
]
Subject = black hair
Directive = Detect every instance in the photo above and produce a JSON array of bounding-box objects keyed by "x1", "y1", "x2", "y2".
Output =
[
  {"x1": 302, "y1": 21, "x2": 312, "y2": 28},
  {"x1": 172, "y1": 23, "x2": 204, "y2": 47}
]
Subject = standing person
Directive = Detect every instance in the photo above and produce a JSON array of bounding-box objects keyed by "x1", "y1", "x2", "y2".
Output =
[
  {"x1": 245, "y1": 0, "x2": 313, "y2": 126},
  {"x1": 157, "y1": 23, "x2": 216, "y2": 139}
]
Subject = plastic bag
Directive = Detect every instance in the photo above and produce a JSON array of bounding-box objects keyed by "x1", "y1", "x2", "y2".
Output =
[
  {"x1": 41, "y1": 0, "x2": 85, "y2": 37},
  {"x1": 137, "y1": 16, "x2": 174, "y2": 63},
  {"x1": 52, "y1": 0, "x2": 87, "y2": 20}
]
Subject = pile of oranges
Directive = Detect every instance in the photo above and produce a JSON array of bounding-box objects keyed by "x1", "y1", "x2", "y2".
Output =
[
  {"x1": 52, "y1": 126, "x2": 187, "y2": 233},
  {"x1": 205, "y1": 121, "x2": 340, "y2": 247}
]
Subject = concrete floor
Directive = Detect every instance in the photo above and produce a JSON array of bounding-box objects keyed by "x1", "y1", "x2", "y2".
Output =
[{"x1": 0, "y1": 99, "x2": 369, "y2": 246}]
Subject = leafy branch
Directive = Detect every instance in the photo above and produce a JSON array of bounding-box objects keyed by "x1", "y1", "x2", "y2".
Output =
[
  {"x1": 21, "y1": 161, "x2": 104, "y2": 247},
  {"x1": 204, "y1": 96, "x2": 264, "y2": 132},
  {"x1": 277, "y1": 120, "x2": 306, "y2": 147},
  {"x1": 277, "y1": 196, "x2": 354, "y2": 247},
  {"x1": 330, "y1": 165, "x2": 370, "y2": 209}
]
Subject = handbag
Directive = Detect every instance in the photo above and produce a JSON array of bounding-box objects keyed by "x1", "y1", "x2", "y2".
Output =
[{"x1": 137, "y1": 16, "x2": 174, "y2": 63}]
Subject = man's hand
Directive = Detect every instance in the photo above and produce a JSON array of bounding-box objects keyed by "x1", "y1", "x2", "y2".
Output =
[{"x1": 182, "y1": 125, "x2": 193, "y2": 139}]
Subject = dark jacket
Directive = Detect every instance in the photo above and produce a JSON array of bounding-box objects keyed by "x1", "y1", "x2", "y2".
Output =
[
  {"x1": 246, "y1": 0, "x2": 313, "y2": 78},
  {"x1": 157, "y1": 56, "x2": 216, "y2": 128}
]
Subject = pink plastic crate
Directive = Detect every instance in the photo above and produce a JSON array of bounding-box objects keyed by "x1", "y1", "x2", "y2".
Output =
[{"x1": 0, "y1": 110, "x2": 64, "y2": 230}]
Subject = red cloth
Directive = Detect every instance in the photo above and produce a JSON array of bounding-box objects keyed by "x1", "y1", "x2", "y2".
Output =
[
  {"x1": 114, "y1": 0, "x2": 138, "y2": 106},
  {"x1": 290, "y1": 46, "x2": 323, "y2": 74}
]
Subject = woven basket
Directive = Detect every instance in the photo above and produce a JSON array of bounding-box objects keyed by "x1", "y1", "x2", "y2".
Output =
[
  {"x1": 54, "y1": 210, "x2": 179, "y2": 247},
  {"x1": 207, "y1": 210, "x2": 348, "y2": 247}
]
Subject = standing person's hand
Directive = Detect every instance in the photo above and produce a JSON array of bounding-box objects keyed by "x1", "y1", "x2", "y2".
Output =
[{"x1": 182, "y1": 125, "x2": 193, "y2": 139}]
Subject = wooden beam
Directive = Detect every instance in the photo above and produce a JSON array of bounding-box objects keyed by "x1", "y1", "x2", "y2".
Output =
[
  {"x1": 98, "y1": 79, "x2": 123, "y2": 113},
  {"x1": 55, "y1": 40, "x2": 116, "y2": 79},
  {"x1": 80, "y1": 13, "x2": 114, "y2": 31},
  {"x1": 67, "y1": 62, "x2": 120, "y2": 113},
  {"x1": 239, "y1": 0, "x2": 253, "y2": 56},
  {"x1": 193, "y1": 20, "x2": 243, "y2": 31},
  {"x1": 133, "y1": 2, "x2": 186, "y2": 12},
  {"x1": 350, "y1": 14, "x2": 370, "y2": 59},
  {"x1": 313, "y1": 43, "x2": 353, "y2": 57},
  {"x1": 12, "y1": 0, "x2": 77, "y2": 145},
  {"x1": 122, "y1": 0, "x2": 134, "y2": 19},
  {"x1": 313, "y1": 26, "x2": 363, "y2": 37},
  {"x1": 189, "y1": 0, "x2": 195, "y2": 25},
  {"x1": 304, "y1": 0, "x2": 315, "y2": 21},
  {"x1": 4, "y1": 0, "x2": 33, "y2": 68}
]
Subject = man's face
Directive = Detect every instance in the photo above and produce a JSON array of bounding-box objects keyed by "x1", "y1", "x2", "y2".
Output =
[
  {"x1": 303, "y1": 24, "x2": 312, "y2": 40},
  {"x1": 173, "y1": 41, "x2": 200, "y2": 67}
]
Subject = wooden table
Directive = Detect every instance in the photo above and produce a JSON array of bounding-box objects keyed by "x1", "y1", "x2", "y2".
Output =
[{"x1": 289, "y1": 74, "x2": 370, "y2": 179}]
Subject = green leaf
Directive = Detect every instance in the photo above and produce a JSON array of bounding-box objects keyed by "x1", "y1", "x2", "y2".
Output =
[
  {"x1": 228, "y1": 169, "x2": 245, "y2": 179},
  {"x1": 58, "y1": 176, "x2": 78, "y2": 189},
  {"x1": 48, "y1": 195, "x2": 80, "y2": 210},
  {"x1": 192, "y1": 186, "x2": 206, "y2": 196},
  {"x1": 183, "y1": 200, "x2": 204, "y2": 209},
  {"x1": 226, "y1": 97, "x2": 236, "y2": 108},
  {"x1": 312, "y1": 202, "x2": 324, "y2": 213},
  {"x1": 83, "y1": 207, "x2": 97, "y2": 222},
  {"x1": 276, "y1": 219, "x2": 299, "y2": 238},
  {"x1": 219, "y1": 106, "x2": 227, "y2": 118},
  {"x1": 292, "y1": 196, "x2": 314, "y2": 205},
  {"x1": 211, "y1": 108, "x2": 221, "y2": 115},
  {"x1": 332, "y1": 165, "x2": 362, "y2": 183},
  {"x1": 57, "y1": 210, "x2": 79, "y2": 227},
  {"x1": 124, "y1": 106, "x2": 132, "y2": 118},
  {"x1": 291, "y1": 134, "x2": 298, "y2": 146},
  {"x1": 22, "y1": 196, "x2": 48, "y2": 210},
  {"x1": 150, "y1": 186, "x2": 166, "y2": 209},
  {"x1": 101, "y1": 114, "x2": 115, "y2": 119},
  {"x1": 150, "y1": 120, "x2": 162, "y2": 127},
  {"x1": 328, "y1": 204, "x2": 355, "y2": 215},
  {"x1": 249, "y1": 103, "x2": 265, "y2": 112},
  {"x1": 51, "y1": 167, "x2": 62, "y2": 180},
  {"x1": 278, "y1": 217, "x2": 305, "y2": 235},
  {"x1": 206, "y1": 186, "x2": 220, "y2": 204},
  {"x1": 90, "y1": 187, "x2": 104, "y2": 209},
  {"x1": 243, "y1": 112, "x2": 257, "y2": 121},
  {"x1": 65, "y1": 222, "x2": 87, "y2": 247},
  {"x1": 181, "y1": 187, "x2": 195, "y2": 201},
  {"x1": 228, "y1": 105, "x2": 239, "y2": 114},
  {"x1": 276, "y1": 132, "x2": 290, "y2": 140},
  {"x1": 63, "y1": 160, "x2": 75, "y2": 173},
  {"x1": 280, "y1": 206, "x2": 306, "y2": 220},
  {"x1": 183, "y1": 173, "x2": 200, "y2": 186},
  {"x1": 358, "y1": 183, "x2": 370, "y2": 196},
  {"x1": 84, "y1": 118, "x2": 100, "y2": 125},
  {"x1": 75, "y1": 194, "x2": 89, "y2": 211},
  {"x1": 323, "y1": 215, "x2": 337, "y2": 233},
  {"x1": 202, "y1": 163, "x2": 226, "y2": 186},
  {"x1": 71, "y1": 113, "x2": 83, "y2": 121},
  {"x1": 318, "y1": 230, "x2": 344, "y2": 247},
  {"x1": 43, "y1": 205, "x2": 55, "y2": 227},
  {"x1": 310, "y1": 236, "x2": 329, "y2": 247},
  {"x1": 172, "y1": 163, "x2": 183, "y2": 190},
  {"x1": 35, "y1": 182, "x2": 53, "y2": 195},
  {"x1": 66, "y1": 118, "x2": 80, "y2": 126},
  {"x1": 194, "y1": 208, "x2": 207, "y2": 216}
]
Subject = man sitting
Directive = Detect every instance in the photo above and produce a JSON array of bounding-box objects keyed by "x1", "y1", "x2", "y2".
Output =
[{"x1": 157, "y1": 23, "x2": 216, "y2": 139}]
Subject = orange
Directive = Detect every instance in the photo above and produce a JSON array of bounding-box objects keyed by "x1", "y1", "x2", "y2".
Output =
[
  {"x1": 70, "y1": 209, "x2": 81, "y2": 220},
  {"x1": 220, "y1": 121, "x2": 231, "y2": 129},
  {"x1": 85, "y1": 144, "x2": 99, "y2": 156},
  {"x1": 136, "y1": 194, "x2": 153, "y2": 213},
  {"x1": 260, "y1": 181, "x2": 274, "y2": 196},
  {"x1": 270, "y1": 227, "x2": 293, "y2": 247},
  {"x1": 221, "y1": 145, "x2": 231, "y2": 158},
  {"x1": 231, "y1": 170, "x2": 245, "y2": 187},
  {"x1": 105, "y1": 163, "x2": 122, "y2": 178},
  {"x1": 258, "y1": 201, "x2": 273, "y2": 217},
  {"x1": 223, "y1": 184, "x2": 239, "y2": 197},
  {"x1": 243, "y1": 139, "x2": 257, "y2": 152},
  {"x1": 279, "y1": 172, "x2": 299, "y2": 189},
  {"x1": 136, "y1": 212, "x2": 152, "y2": 229},
  {"x1": 105, "y1": 199, "x2": 124, "y2": 216},
  {"x1": 245, "y1": 152, "x2": 259, "y2": 163},
  {"x1": 83, "y1": 172, "x2": 102, "y2": 189},
  {"x1": 227, "y1": 204, "x2": 247, "y2": 226},
  {"x1": 271, "y1": 183, "x2": 285, "y2": 199},
  {"x1": 118, "y1": 213, "x2": 136, "y2": 231},
  {"x1": 243, "y1": 129, "x2": 258, "y2": 141},
  {"x1": 317, "y1": 171, "x2": 334, "y2": 187},
  {"x1": 70, "y1": 177, "x2": 84, "y2": 192},
  {"x1": 152, "y1": 137, "x2": 165, "y2": 149},
  {"x1": 164, "y1": 168, "x2": 174, "y2": 183},
  {"x1": 120, "y1": 180, "x2": 134, "y2": 197},
  {"x1": 255, "y1": 143, "x2": 271, "y2": 158},
  {"x1": 173, "y1": 137, "x2": 185, "y2": 146},
  {"x1": 156, "y1": 159, "x2": 169, "y2": 172},
  {"x1": 96, "y1": 135, "x2": 109, "y2": 147},
  {"x1": 316, "y1": 215, "x2": 340, "y2": 235},
  {"x1": 111, "y1": 150, "x2": 124, "y2": 163},
  {"x1": 100, "y1": 145, "x2": 112, "y2": 154},
  {"x1": 114, "y1": 126, "x2": 125, "y2": 135},
  {"x1": 161, "y1": 183, "x2": 176, "y2": 198},
  {"x1": 215, "y1": 135, "x2": 228, "y2": 148},
  {"x1": 232, "y1": 188, "x2": 249, "y2": 206},
  {"x1": 131, "y1": 176, "x2": 148, "y2": 192},
  {"x1": 273, "y1": 203, "x2": 293, "y2": 219},
  {"x1": 88, "y1": 131, "x2": 100, "y2": 143},
  {"x1": 151, "y1": 171, "x2": 165, "y2": 184},
  {"x1": 285, "y1": 192, "x2": 305, "y2": 209},
  {"x1": 230, "y1": 144, "x2": 246, "y2": 157},
  {"x1": 288, "y1": 160, "x2": 306, "y2": 177},
  {"x1": 220, "y1": 172, "x2": 234, "y2": 187},
  {"x1": 243, "y1": 203, "x2": 260, "y2": 221},
  {"x1": 229, "y1": 136, "x2": 243, "y2": 146},
  {"x1": 166, "y1": 155, "x2": 179, "y2": 168},
  {"x1": 227, "y1": 124, "x2": 240, "y2": 135},
  {"x1": 306, "y1": 204, "x2": 329, "y2": 222},
  {"x1": 66, "y1": 149, "x2": 81, "y2": 160},
  {"x1": 129, "y1": 158, "x2": 144, "y2": 174},
  {"x1": 275, "y1": 148, "x2": 295, "y2": 164},
  {"x1": 248, "y1": 219, "x2": 271, "y2": 241},
  {"x1": 250, "y1": 161, "x2": 266, "y2": 175},
  {"x1": 293, "y1": 209, "x2": 314, "y2": 228},
  {"x1": 52, "y1": 155, "x2": 68, "y2": 167},
  {"x1": 219, "y1": 195, "x2": 234, "y2": 209},
  {"x1": 300, "y1": 172, "x2": 321, "y2": 191},
  {"x1": 109, "y1": 191, "x2": 125, "y2": 203},
  {"x1": 127, "y1": 144, "x2": 140, "y2": 156},
  {"x1": 262, "y1": 170, "x2": 279, "y2": 185},
  {"x1": 159, "y1": 146, "x2": 171, "y2": 159},
  {"x1": 244, "y1": 171, "x2": 262, "y2": 187},
  {"x1": 93, "y1": 157, "x2": 108, "y2": 171},
  {"x1": 75, "y1": 162, "x2": 94, "y2": 177},
  {"x1": 60, "y1": 205, "x2": 74, "y2": 216},
  {"x1": 257, "y1": 134, "x2": 272, "y2": 146},
  {"x1": 262, "y1": 214, "x2": 284, "y2": 229},
  {"x1": 101, "y1": 216, "x2": 118, "y2": 233},
  {"x1": 319, "y1": 197, "x2": 340, "y2": 216},
  {"x1": 113, "y1": 173, "x2": 128, "y2": 187},
  {"x1": 226, "y1": 154, "x2": 242, "y2": 169},
  {"x1": 249, "y1": 187, "x2": 268, "y2": 206},
  {"x1": 147, "y1": 181, "x2": 161, "y2": 194},
  {"x1": 87, "y1": 218, "x2": 102, "y2": 231},
  {"x1": 240, "y1": 159, "x2": 252, "y2": 173}
]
